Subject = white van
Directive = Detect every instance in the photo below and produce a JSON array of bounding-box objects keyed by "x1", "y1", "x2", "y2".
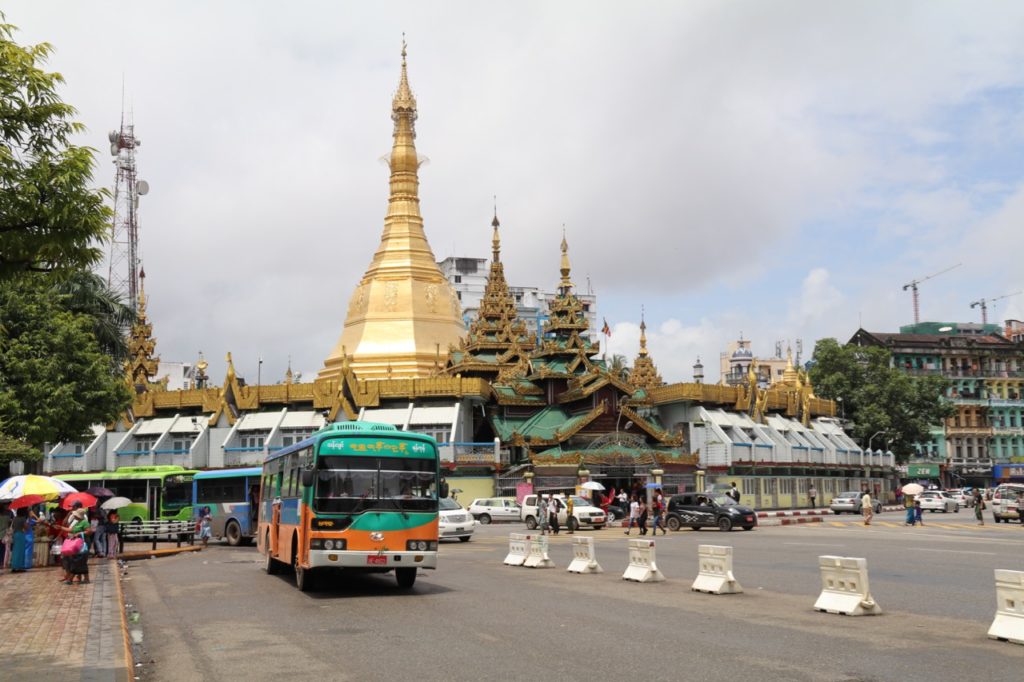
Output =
[
  {"x1": 520, "y1": 494, "x2": 607, "y2": 531},
  {"x1": 991, "y1": 484, "x2": 1024, "y2": 523}
]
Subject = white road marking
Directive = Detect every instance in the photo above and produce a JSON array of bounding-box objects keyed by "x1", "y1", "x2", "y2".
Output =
[{"x1": 906, "y1": 547, "x2": 996, "y2": 556}]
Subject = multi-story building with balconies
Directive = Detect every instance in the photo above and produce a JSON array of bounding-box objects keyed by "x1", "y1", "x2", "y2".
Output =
[{"x1": 850, "y1": 322, "x2": 1024, "y2": 486}]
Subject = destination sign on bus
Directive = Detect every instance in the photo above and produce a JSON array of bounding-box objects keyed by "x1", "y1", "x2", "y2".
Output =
[{"x1": 319, "y1": 438, "x2": 431, "y2": 456}]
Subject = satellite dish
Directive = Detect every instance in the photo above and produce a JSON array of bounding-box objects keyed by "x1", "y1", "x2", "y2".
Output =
[
  {"x1": 136, "y1": 180, "x2": 150, "y2": 196},
  {"x1": 938, "y1": 326, "x2": 953, "y2": 332},
  {"x1": 108, "y1": 130, "x2": 119, "y2": 143},
  {"x1": 135, "y1": 138, "x2": 142, "y2": 147},
  {"x1": 110, "y1": 142, "x2": 119, "y2": 156}
]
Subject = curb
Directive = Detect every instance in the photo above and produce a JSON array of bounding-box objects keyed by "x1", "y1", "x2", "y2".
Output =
[
  {"x1": 118, "y1": 545, "x2": 203, "y2": 561},
  {"x1": 113, "y1": 560, "x2": 135, "y2": 679},
  {"x1": 757, "y1": 516, "x2": 823, "y2": 527},
  {"x1": 756, "y1": 510, "x2": 831, "y2": 518}
]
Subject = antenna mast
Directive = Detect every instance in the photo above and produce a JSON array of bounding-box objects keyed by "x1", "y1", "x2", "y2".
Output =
[
  {"x1": 902, "y1": 263, "x2": 961, "y2": 324},
  {"x1": 106, "y1": 112, "x2": 149, "y2": 311}
]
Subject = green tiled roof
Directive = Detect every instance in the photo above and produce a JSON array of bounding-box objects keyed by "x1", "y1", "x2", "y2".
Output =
[{"x1": 490, "y1": 406, "x2": 592, "y2": 441}]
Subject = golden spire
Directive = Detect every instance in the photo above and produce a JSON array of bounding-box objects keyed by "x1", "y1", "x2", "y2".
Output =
[
  {"x1": 783, "y1": 345, "x2": 799, "y2": 385},
  {"x1": 638, "y1": 307, "x2": 649, "y2": 357},
  {"x1": 491, "y1": 199, "x2": 501, "y2": 264},
  {"x1": 630, "y1": 306, "x2": 663, "y2": 390},
  {"x1": 320, "y1": 39, "x2": 466, "y2": 380},
  {"x1": 559, "y1": 227, "x2": 573, "y2": 292},
  {"x1": 126, "y1": 266, "x2": 160, "y2": 388}
]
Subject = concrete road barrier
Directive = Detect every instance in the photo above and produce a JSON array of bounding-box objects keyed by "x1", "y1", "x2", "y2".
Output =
[
  {"x1": 566, "y1": 536, "x2": 603, "y2": 574},
  {"x1": 523, "y1": 533, "x2": 554, "y2": 568},
  {"x1": 691, "y1": 544, "x2": 742, "y2": 595},
  {"x1": 622, "y1": 539, "x2": 665, "y2": 583},
  {"x1": 988, "y1": 569, "x2": 1024, "y2": 645},
  {"x1": 503, "y1": 533, "x2": 531, "y2": 566},
  {"x1": 813, "y1": 555, "x2": 881, "y2": 616}
]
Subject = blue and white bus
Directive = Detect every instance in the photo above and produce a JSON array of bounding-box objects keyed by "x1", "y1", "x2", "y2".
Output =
[{"x1": 192, "y1": 467, "x2": 262, "y2": 546}]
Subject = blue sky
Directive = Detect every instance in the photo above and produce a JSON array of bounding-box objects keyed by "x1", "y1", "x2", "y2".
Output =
[{"x1": 6, "y1": 1, "x2": 1024, "y2": 384}]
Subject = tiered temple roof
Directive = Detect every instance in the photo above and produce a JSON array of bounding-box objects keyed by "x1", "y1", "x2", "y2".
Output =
[
  {"x1": 126, "y1": 270, "x2": 160, "y2": 390},
  {"x1": 445, "y1": 211, "x2": 536, "y2": 379},
  {"x1": 630, "y1": 311, "x2": 664, "y2": 392}
]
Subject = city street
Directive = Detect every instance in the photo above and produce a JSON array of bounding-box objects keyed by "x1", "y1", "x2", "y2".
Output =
[{"x1": 126, "y1": 510, "x2": 1024, "y2": 681}]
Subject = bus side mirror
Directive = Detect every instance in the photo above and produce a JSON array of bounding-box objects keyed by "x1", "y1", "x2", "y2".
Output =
[{"x1": 302, "y1": 470, "x2": 315, "y2": 488}]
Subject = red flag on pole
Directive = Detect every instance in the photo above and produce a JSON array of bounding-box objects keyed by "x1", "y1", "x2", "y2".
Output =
[{"x1": 601, "y1": 318, "x2": 611, "y2": 336}]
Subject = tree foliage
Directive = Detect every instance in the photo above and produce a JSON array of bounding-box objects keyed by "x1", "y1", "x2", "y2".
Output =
[
  {"x1": 0, "y1": 277, "x2": 131, "y2": 453},
  {"x1": 54, "y1": 269, "x2": 135, "y2": 363},
  {"x1": 809, "y1": 338, "x2": 953, "y2": 460},
  {"x1": 0, "y1": 16, "x2": 111, "y2": 279}
]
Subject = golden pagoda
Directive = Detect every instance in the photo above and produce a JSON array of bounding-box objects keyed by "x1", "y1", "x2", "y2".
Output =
[
  {"x1": 126, "y1": 269, "x2": 160, "y2": 389},
  {"x1": 319, "y1": 41, "x2": 465, "y2": 381},
  {"x1": 630, "y1": 310, "x2": 664, "y2": 390}
]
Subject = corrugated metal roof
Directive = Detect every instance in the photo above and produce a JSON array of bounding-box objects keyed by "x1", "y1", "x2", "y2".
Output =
[
  {"x1": 280, "y1": 412, "x2": 324, "y2": 428},
  {"x1": 236, "y1": 412, "x2": 282, "y2": 431}
]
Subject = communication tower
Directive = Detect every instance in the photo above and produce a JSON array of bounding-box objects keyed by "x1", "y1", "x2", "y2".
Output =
[{"x1": 106, "y1": 114, "x2": 150, "y2": 311}]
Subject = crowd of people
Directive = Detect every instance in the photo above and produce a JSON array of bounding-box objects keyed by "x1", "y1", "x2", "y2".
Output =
[{"x1": 0, "y1": 502, "x2": 121, "y2": 580}]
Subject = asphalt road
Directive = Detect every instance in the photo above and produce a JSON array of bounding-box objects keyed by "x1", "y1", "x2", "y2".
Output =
[{"x1": 125, "y1": 510, "x2": 1024, "y2": 682}]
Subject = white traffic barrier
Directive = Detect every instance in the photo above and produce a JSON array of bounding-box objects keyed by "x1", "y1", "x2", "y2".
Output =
[
  {"x1": 523, "y1": 533, "x2": 554, "y2": 568},
  {"x1": 566, "y1": 536, "x2": 603, "y2": 574},
  {"x1": 988, "y1": 569, "x2": 1024, "y2": 645},
  {"x1": 813, "y1": 555, "x2": 881, "y2": 616},
  {"x1": 691, "y1": 544, "x2": 742, "y2": 594},
  {"x1": 503, "y1": 533, "x2": 532, "y2": 566},
  {"x1": 621, "y1": 539, "x2": 665, "y2": 583}
]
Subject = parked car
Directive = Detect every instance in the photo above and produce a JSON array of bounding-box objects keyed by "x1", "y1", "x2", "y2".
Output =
[
  {"x1": 520, "y1": 494, "x2": 607, "y2": 531},
  {"x1": 467, "y1": 497, "x2": 521, "y2": 524},
  {"x1": 438, "y1": 497, "x2": 475, "y2": 542},
  {"x1": 991, "y1": 484, "x2": 1024, "y2": 523},
  {"x1": 830, "y1": 491, "x2": 882, "y2": 515},
  {"x1": 665, "y1": 493, "x2": 756, "y2": 532},
  {"x1": 944, "y1": 489, "x2": 971, "y2": 508},
  {"x1": 917, "y1": 490, "x2": 959, "y2": 513}
]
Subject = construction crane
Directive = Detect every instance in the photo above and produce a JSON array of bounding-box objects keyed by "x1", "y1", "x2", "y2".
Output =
[
  {"x1": 903, "y1": 263, "x2": 961, "y2": 324},
  {"x1": 970, "y1": 291, "x2": 1023, "y2": 325}
]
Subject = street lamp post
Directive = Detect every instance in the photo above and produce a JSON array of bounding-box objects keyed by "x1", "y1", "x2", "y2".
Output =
[{"x1": 836, "y1": 397, "x2": 845, "y2": 420}]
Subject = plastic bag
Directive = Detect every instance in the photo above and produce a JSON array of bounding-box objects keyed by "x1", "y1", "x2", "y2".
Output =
[{"x1": 61, "y1": 537, "x2": 84, "y2": 557}]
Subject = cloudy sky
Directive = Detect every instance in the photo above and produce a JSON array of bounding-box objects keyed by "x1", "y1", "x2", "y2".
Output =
[{"x1": 7, "y1": 1, "x2": 1024, "y2": 384}]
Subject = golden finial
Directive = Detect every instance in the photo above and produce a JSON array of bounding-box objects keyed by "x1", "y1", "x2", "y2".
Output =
[
  {"x1": 285, "y1": 356, "x2": 294, "y2": 384},
  {"x1": 639, "y1": 306, "x2": 649, "y2": 356},
  {"x1": 196, "y1": 351, "x2": 208, "y2": 373},
  {"x1": 491, "y1": 197, "x2": 501, "y2": 264},
  {"x1": 559, "y1": 226, "x2": 573, "y2": 291},
  {"x1": 393, "y1": 34, "x2": 416, "y2": 115},
  {"x1": 137, "y1": 266, "x2": 148, "y2": 314},
  {"x1": 225, "y1": 352, "x2": 236, "y2": 383}
]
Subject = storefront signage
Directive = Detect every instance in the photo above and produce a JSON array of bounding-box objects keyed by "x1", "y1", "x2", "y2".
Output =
[{"x1": 907, "y1": 463, "x2": 939, "y2": 478}]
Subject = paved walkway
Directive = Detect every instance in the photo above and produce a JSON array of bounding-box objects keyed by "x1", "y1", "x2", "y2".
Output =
[{"x1": 0, "y1": 559, "x2": 131, "y2": 681}]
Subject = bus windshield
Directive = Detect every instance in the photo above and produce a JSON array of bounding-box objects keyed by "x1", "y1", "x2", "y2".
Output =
[
  {"x1": 314, "y1": 455, "x2": 436, "y2": 513},
  {"x1": 163, "y1": 475, "x2": 194, "y2": 509}
]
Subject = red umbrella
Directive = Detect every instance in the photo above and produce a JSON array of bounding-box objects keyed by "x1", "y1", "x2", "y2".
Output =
[
  {"x1": 9, "y1": 494, "x2": 47, "y2": 510},
  {"x1": 61, "y1": 491, "x2": 98, "y2": 510}
]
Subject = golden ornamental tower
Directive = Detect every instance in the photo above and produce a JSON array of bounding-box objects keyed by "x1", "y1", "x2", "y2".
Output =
[
  {"x1": 630, "y1": 310, "x2": 664, "y2": 390},
  {"x1": 126, "y1": 269, "x2": 160, "y2": 389},
  {"x1": 319, "y1": 42, "x2": 465, "y2": 381}
]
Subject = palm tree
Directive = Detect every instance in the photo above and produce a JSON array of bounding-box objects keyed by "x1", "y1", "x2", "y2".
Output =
[
  {"x1": 609, "y1": 354, "x2": 630, "y2": 381},
  {"x1": 52, "y1": 271, "x2": 136, "y2": 364}
]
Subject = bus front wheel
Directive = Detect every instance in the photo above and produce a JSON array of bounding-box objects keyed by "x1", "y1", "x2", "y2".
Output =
[
  {"x1": 264, "y1": 541, "x2": 281, "y2": 575},
  {"x1": 225, "y1": 520, "x2": 242, "y2": 546},
  {"x1": 396, "y1": 567, "x2": 417, "y2": 589}
]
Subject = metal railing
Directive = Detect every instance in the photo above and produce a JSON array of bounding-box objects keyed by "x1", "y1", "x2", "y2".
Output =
[{"x1": 117, "y1": 520, "x2": 196, "y2": 552}]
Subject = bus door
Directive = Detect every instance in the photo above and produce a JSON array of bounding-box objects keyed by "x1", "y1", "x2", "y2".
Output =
[
  {"x1": 269, "y1": 468, "x2": 283, "y2": 556},
  {"x1": 148, "y1": 480, "x2": 161, "y2": 521},
  {"x1": 247, "y1": 480, "x2": 260, "y2": 535}
]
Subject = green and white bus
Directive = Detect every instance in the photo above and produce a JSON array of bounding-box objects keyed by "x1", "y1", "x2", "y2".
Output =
[{"x1": 57, "y1": 466, "x2": 197, "y2": 522}]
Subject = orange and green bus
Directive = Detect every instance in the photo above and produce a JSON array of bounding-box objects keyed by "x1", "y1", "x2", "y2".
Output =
[
  {"x1": 258, "y1": 422, "x2": 440, "y2": 591},
  {"x1": 57, "y1": 466, "x2": 197, "y2": 522}
]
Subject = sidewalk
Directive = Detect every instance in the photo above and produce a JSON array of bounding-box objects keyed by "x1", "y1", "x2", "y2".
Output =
[{"x1": 0, "y1": 559, "x2": 131, "y2": 681}]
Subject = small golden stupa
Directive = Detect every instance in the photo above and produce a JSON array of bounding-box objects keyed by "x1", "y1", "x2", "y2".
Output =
[{"x1": 319, "y1": 41, "x2": 465, "y2": 381}]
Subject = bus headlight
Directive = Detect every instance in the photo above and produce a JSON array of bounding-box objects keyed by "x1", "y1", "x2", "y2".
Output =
[
  {"x1": 407, "y1": 540, "x2": 431, "y2": 551},
  {"x1": 324, "y1": 540, "x2": 335, "y2": 550}
]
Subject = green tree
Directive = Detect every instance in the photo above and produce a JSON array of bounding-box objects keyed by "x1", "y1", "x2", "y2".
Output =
[
  {"x1": 54, "y1": 270, "x2": 135, "y2": 363},
  {"x1": 1, "y1": 16, "x2": 111, "y2": 279},
  {"x1": 809, "y1": 338, "x2": 953, "y2": 461},
  {"x1": 0, "y1": 277, "x2": 131, "y2": 456},
  {"x1": 608, "y1": 354, "x2": 630, "y2": 381}
]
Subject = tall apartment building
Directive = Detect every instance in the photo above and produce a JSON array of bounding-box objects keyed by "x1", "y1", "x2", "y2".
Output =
[
  {"x1": 850, "y1": 322, "x2": 1024, "y2": 486},
  {"x1": 438, "y1": 256, "x2": 598, "y2": 338}
]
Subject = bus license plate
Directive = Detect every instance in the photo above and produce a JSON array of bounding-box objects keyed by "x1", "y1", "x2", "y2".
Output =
[{"x1": 367, "y1": 555, "x2": 387, "y2": 566}]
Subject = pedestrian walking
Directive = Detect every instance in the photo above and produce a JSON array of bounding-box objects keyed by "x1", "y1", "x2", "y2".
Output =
[
  {"x1": 105, "y1": 510, "x2": 120, "y2": 558},
  {"x1": 861, "y1": 490, "x2": 873, "y2": 526},
  {"x1": 550, "y1": 496, "x2": 563, "y2": 535},
  {"x1": 729, "y1": 482, "x2": 741, "y2": 502},
  {"x1": 198, "y1": 506, "x2": 213, "y2": 547},
  {"x1": 895, "y1": 485, "x2": 903, "y2": 506},
  {"x1": 565, "y1": 495, "x2": 574, "y2": 534},
  {"x1": 651, "y1": 489, "x2": 667, "y2": 535},
  {"x1": 638, "y1": 499, "x2": 649, "y2": 535},
  {"x1": 808, "y1": 485, "x2": 818, "y2": 509},
  {"x1": 625, "y1": 495, "x2": 640, "y2": 534},
  {"x1": 0, "y1": 503, "x2": 10, "y2": 569},
  {"x1": 974, "y1": 491, "x2": 985, "y2": 525},
  {"x1": 538, "y1": 495, "x2": 549, "y2": 535},
  {"x1": 914, "y1": 499, "x2": 924, "y2": 526}
]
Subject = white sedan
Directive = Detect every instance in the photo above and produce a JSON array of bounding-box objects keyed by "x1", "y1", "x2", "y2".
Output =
[
  {"x1": 917, "y1": 491, "x2": 959, "y2": 513},
  {"x1": 439, "y1": 497, "x2": 476, "y2": 542},
  {"x1": 944, "y1": 489, "x2": 971, "y2": 508},
  {"x1": 467, "y1": 497, "x2": 521, "y2": 524}
]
